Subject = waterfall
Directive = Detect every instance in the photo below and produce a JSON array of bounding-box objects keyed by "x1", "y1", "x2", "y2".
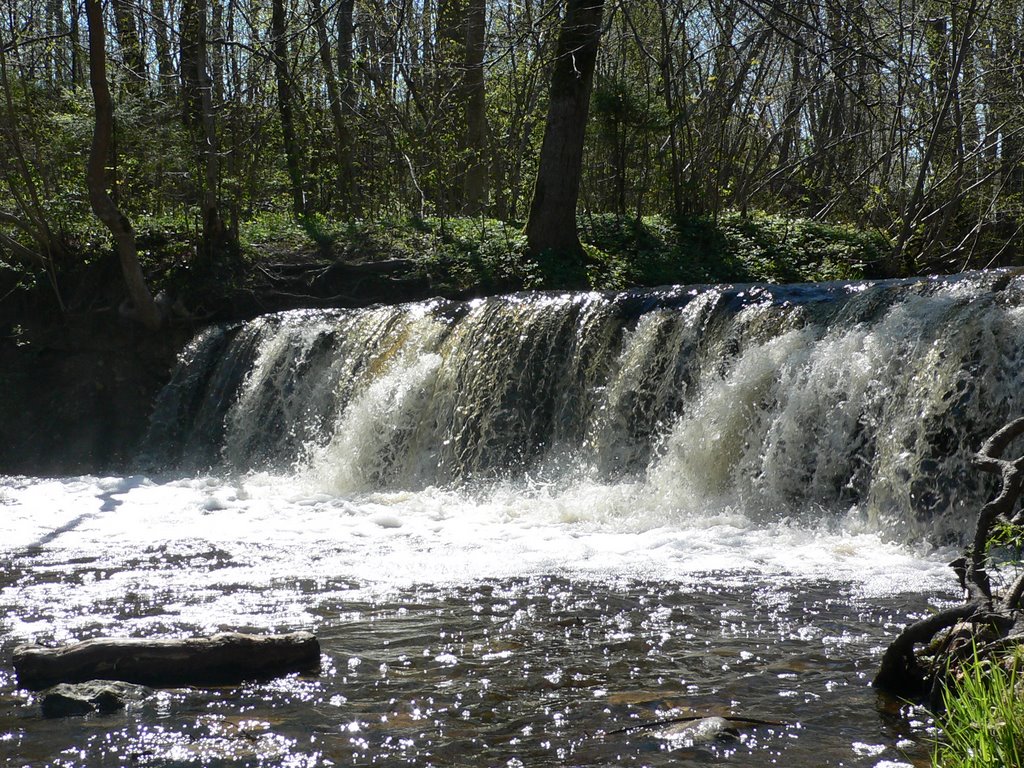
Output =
[{"x1": 145, "y1": 272, "x2": 1024, "y2": 542}]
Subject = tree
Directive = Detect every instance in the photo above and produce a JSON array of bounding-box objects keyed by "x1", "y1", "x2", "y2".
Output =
[
  {"x1": 271, "y1": 0, "x2": 306, "y2": 216},
  {"x1": 84, "y1": 0, "x2": 162, "y2": 330},
  {"x1": 525, "y1": 0, "x2": 605, "y2": 260},
  {"x1": 0, "y1": 41, "x2": 64, "y2": 271},
  {"x1": 111, "y1": 0, "x2": 146, "y2": 91},
  {"x1": 874, "y1": 417, "x2": 1024, "y2": 703},
  {"x1": 180, "y1": 0, "x2": 230, "y2": 258},
  {"x1": 462, "y1": 0, "x2": 489, "y2": 213},
  {"x1": 311, "y1": 0, "x2": 356, "y2": 211}
]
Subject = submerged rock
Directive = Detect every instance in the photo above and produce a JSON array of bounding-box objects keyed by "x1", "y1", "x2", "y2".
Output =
[
  {"x1": 655, "y1": 716, "x2": 741, "y2": 745},
  {"x1": 39, "y1": 680, "x2": 147, "y2": 718}
]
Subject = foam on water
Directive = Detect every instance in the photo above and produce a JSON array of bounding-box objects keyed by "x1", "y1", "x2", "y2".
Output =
[
  {"x1": 0, "y1": 470, "x2": 955, "y2": 645},
  {"x1": 20, "y1": 276, "x2": 1024, "y2": 641}
]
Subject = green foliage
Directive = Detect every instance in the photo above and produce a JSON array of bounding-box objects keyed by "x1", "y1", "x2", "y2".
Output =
[
  {"x1": 327, "y1": 211, "x2": 888, "y2": 293},
  {"x1": 389, "y1": 217, "x2": 535, "y2": 291},
  {"x1": 577, "y1": 212, "x2": 887, "y2": 289},
  {"x1": 987, "y1": 519, "x2": 1024, "y2": 568},
  {"x1": 934, "y1": 647, "x2": 1024, "y2": 768},
  {"x1": 297, "y1": 211, "x2": 886, "y2": 296}
]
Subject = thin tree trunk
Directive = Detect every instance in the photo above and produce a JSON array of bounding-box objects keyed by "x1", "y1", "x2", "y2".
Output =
[
  {"x1": 181, "y1": 0, "x2": 228, "y2": 256},
  {"x1": 311, "y1": 0, "x2": 355, "y2": 210},
  {"x1": 525, "y1": 0, "x2": 605, "y2": 259},
  {"x1": 657, "y1": 0, "x2": 683, "y2": 218},
  {"x1": 462, "y1": 0, "x2": 489, "y2": 213},
  {"x1": 892, "y1": 0, "x2": 978, "y2": 272},
  {"x1": 84, "y1": 0, "x2": 161, "y2": 330},
  {"x1": 151, "y1": 0, "x2": 175, "y2": 90},
  {"x1": 337, "y1": 0, "x2": 356, "y2": 116},
  {"x1": 211, "y1": 0, "x2": 225, "y2": 104},
  {"x1": 271, "y1": 0, "x2": 306, "y2": 216},
  {"x1": 69, "y1": 0, "x2": 85, "y2": 85},
  {"x1": 196, "y1": 2, "x2": 227, "y2": 255},
  {"x1": 436, "y1": 0, "x2": 468, "y2": 213},
  {"x1": 111, "y1": 0, "x2": 146, "y2": 90}
]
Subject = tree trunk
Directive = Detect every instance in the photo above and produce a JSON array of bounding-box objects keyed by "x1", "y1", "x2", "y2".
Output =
[
  {"x1": 111, "y1": 0, "x2": 146, "y2": 91},
  {"x1": 657, "y1": 0, "x2": 683, "y2": 218},
  {"x1": 337, "y1": 0, "x2": 356, "y2": 116},
  {"x1": 311, "y1": 0, "x2": 355, "y2": 210},
  {"x1": 461, "y1": 0, "x2": 489, "y2": 213},
  {"x1": 151, "y1": 0, "x2": 175, "y2": 90},
  {"x1": 525, "y1": 0, "x2": 605, "y2": 259},
  {"x1": 69, "y1": 0, "x2": 85, "y2": 86},
  {"x1": 84, "y1": 0, "x2": 162, "y2": 330},
  {"x1": 873, "y1": 417, "x2": 1024, "y2": 702},
  {"x1": 180, "y1": 0, "x2": 203, "y2": 127},
  {"x1": 271, "y1": 0, "x2": 306, "y2": 216},
  {"x1": 180, "y1": 0, "x2": 229, "y2": 257},
  {"x1": 435, "y1": 0, "x2": 468, "y2": 213}
]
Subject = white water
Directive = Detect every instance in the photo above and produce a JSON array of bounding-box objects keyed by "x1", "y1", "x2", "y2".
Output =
[
  {"x1": 13, "y1": 274, "x2": 1022, "y2": 639},
  {"x1": 0, "y1": 471, "x2": 954, "y2": 649},
  {"x1": 10, "y1": 274, "x2": 1024, "y2": 642}
]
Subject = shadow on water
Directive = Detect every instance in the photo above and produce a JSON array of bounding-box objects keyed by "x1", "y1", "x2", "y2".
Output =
[{"x1": 23, "y1": 476, "x2": 147, "y2": 552}]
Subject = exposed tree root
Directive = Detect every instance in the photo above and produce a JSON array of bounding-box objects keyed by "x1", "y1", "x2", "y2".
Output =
[{"x1": 873, "y1": 417, "x2": 1024, "y2": 703}]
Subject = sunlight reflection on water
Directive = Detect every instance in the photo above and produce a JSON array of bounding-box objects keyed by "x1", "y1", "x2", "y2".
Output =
[{"x1": 0, "y1": 474, "x2": 950, "y2": 766}]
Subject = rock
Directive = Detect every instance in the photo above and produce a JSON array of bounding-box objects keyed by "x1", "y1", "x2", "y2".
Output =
[
  {"x1": 656, "y1": 716, "x2": 741, "y2": 745},
  {"x1": 39, "y1": 680, "x2": 147, "y2": 718},
  {"x1": 14, "y1": 631, "x2": 321, "y2": 690}
]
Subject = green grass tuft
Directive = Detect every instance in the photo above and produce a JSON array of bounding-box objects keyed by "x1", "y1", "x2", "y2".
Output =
[{"x1": 934, "y1": 648, "x2": 1024, "y2": 767}]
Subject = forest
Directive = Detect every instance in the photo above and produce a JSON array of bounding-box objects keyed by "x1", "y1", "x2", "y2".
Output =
[{"x1": 3, "y1": 0, "x2": 1024, "y2": 326}]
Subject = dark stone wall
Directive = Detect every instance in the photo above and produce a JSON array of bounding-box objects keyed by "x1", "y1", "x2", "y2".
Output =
[{"x1": 0, "y1": 318, "x2": 188, "y2": 476}]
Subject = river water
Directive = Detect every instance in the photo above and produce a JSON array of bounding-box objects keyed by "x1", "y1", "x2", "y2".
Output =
[{"x1": 4, "y1": 273, "x2": 1024, "y2": 765}]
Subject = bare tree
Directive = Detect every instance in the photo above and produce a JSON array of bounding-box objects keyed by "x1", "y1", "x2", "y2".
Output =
[
  {"x1": 271, "y1": 0, "x2": 306, "y2": 216},
  {"x1": 462, "y1": 0, "x2": 489, "y2": 213}
]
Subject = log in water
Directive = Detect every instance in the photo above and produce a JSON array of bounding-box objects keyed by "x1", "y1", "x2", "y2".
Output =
[{"x1": 14, "y1": 632, "x2": 320, "y2": 690}]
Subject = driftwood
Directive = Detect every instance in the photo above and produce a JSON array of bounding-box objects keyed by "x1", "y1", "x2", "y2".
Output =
[
  {"x1": 874, "y1": 417, "x2": 1024, "y2": 701},
  {"x1": 14, "y1": 631, "x2": 320, "y2": 691}
]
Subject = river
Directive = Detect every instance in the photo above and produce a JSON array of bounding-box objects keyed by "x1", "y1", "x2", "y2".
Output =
[{"x1": 4, "y1": 273, "x2": 1023, "y2": 765}]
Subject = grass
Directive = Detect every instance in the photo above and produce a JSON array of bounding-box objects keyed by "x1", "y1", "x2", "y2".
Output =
[{"x1": 933, "y1": 648, "x2": 1024, "y2": 767}]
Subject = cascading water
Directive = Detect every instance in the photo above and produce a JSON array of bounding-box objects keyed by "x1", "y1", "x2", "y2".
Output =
[
  {"x1": 5, "y1": 271, "x2": 1024, "y2": 766},
  {"x1": 147, "y1": 271, "x2": 1024, "y2": 543}
]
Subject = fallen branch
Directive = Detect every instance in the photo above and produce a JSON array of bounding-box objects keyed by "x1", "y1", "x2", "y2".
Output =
[{"x1": 14, "y1": 631, "x2": 320, "y2": 691}]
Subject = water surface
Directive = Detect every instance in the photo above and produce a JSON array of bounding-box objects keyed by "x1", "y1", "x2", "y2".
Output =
[{"x1": 0, "y1": 475, "x2": 953, "y2": 766}]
